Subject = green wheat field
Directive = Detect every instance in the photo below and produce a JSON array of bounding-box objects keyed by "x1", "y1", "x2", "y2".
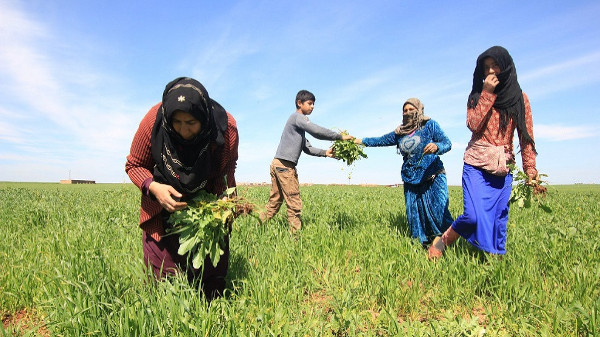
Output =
[{"x1": 1, "y1": 182, "x2": 598, "y2": 336}]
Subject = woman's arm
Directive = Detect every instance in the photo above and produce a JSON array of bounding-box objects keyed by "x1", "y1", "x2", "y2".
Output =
[
  {"x1": 466, "y1": 91, "x2": 496, "y2": 134},
  {"x1": 125, "y1": 103, "x2": 160, "y2": 190},
  {"x1": 361, "y1": 131, "x2": 398, "y2": 147},
  {"x1": 430, "y1": 120, "x2": 452, "y2": 155},
  {"x1": 518, "y1": 93, "x2": 538, "y2": 179}
]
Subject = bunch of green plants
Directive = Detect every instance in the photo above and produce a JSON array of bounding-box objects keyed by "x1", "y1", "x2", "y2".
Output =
[
  {"x1": 508, "y1": 163, "x2": 551, "y2": 212},
  {"x1": 167, "y1": 187, "x2": 255, "y2": 269},
  {"x1": 332, "y1": 131, "x2": 367, "y2": 166}
]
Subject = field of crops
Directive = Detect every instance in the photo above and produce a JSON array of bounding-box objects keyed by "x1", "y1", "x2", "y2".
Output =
[{"x1": 1, "y1": 182, "x2": 599, "y2": 336}]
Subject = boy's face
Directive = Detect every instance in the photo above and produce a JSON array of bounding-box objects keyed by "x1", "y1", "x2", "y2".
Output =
[{"x1": 297, "y1": 100, "x2": 314, "y2": 115}]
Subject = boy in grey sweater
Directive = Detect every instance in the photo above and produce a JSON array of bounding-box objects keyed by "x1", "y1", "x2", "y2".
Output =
[{"x1": 262, "y1": 90, "x2": 354, "y2": 233}]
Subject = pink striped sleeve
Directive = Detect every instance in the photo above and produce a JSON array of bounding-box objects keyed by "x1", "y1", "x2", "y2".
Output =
[
  {"x1": 467, "y1": 91, "x2": 496, "y2": 134},
  {"x1": 519, "y1": 93, "x2": 537, "y2": 177},
  {"x1": 125, "y1": 103, "x2": 160, "y2": 189}
]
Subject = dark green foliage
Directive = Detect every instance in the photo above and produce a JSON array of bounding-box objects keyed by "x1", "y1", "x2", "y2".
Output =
[
  {"x1": 166, "y1": 190, "x2": 235, "y2": 269},
  {"x1": 508, "y1": 164, "x2": 551, "y2": 212},
  {"x1": 332, "y1": 132, "x2": 367, "y2": 166}
]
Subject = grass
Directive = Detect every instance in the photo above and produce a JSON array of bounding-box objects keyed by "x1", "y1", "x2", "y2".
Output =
[{"x1": 0, "y1": 182, "x2": 598, "y2": 336}]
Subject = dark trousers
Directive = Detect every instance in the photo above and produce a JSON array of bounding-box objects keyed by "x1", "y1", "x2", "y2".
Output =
[{"x1": 142, "y1": 231, "x2": 229, "y2": 300}]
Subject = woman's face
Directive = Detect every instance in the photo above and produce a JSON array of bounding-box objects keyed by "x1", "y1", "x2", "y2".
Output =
[
  {"x1": 403, "y1": 103, "x2": 417, "y2": 115},
  {"x1": 171, "y1": 110, "x2": 202, "y2": 140},
  {"x1": 483, "y1": 57, "x2": 501, "y2": 76}
]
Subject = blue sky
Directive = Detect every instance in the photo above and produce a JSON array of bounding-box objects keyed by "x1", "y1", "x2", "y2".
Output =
[{"x1": 1, "y1": 0, "x2": 599, "y2": 186}]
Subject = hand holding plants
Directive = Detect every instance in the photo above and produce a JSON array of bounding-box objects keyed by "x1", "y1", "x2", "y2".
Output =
[
  {"x1": 149, "y1": 181, "x2": 187, "y2": 212},
  {"x1": 331, "y1": 131, "x2": 367, "y2": 166},
  {"x1": 166, "y1": 187, "x2": 257, "y2": 269},
  {"x1": 509, "y1": 164, "x2": 550, "y2": 211}
]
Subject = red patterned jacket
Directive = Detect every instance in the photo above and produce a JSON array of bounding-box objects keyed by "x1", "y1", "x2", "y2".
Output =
[
  {"x1": 125, "y1": 103, "x2": 239, "y2": 241},
  {"x1": 464, "y1": 91, "x2": 537, "y2": 177}
]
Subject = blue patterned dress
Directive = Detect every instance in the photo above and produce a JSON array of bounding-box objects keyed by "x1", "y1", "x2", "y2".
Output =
[{"x1": 362, "y1": 120, "x2": 453, "y2": 243}]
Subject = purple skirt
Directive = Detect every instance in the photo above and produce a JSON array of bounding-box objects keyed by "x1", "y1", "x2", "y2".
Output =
[{"x1": 451, "y1": 164, "x2": 513, "y2": 254}]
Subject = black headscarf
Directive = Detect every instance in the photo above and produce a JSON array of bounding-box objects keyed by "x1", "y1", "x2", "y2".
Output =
[
  {"x1": 150, "y1": 77, "x2": 228, "y2": 195},
  {"x1": 468, "y1": 46, "x2": 536, "y2": 153}
]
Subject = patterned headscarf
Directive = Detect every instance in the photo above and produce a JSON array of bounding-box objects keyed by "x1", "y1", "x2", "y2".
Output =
[
  {"x1": 395, "y1": 98, "x2": 431, "y2": 136},
  {"x1": 150, "y1": 77, "x2": 228, "y2": 195},
  {"x1": 468, "y1": 46, "x2": 535, "y2": 152}
]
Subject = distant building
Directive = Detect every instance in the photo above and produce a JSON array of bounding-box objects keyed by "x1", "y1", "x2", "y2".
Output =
[{"x1": 60, "y1": 180, "x2": 95, "y2": 184}]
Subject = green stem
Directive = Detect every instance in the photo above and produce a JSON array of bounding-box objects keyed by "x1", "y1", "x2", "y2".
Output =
[{"x1": 416, "y1": 152, "x2": 426, "y2": 167}]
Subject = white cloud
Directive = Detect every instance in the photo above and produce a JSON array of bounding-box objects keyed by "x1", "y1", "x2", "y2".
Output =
[
  {"x1": 535, "y1": 124, "x2": 597, "y2": 141},
  {"x1": 521, "y1": 51, "x2": 600, "y2": 81},
  {"x1": 521, "y1": 51, "x2": 600, "y2": 97}
]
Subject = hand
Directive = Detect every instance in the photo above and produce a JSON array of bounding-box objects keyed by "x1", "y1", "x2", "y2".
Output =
[
  {"x1": 354, "y1": 138, "x2": 363, "y2": 145},
  {"x1": 341, "y1": 134, "x2": 354, "y2": 141},
  {"x1": 526, "y1": 173, "x2": 540, "y2": 186},
  {"x1": 148, "y1": 181, "x2": 188, "y2": 212},
  {"x1": 326, "y1": 147, "x2": 335, "y2": 158},
  {"x1": 527, "y1": 172, "x2": 547, "y2": 195},
  {"x1": 483, "y1": 74, "x2": 499, "y2": 93},
  {"x1": 423, "y1": 143, "x2": 438, "y2": 154}
]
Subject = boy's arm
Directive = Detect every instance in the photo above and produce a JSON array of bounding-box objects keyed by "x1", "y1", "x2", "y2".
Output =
[
  {"x1": 297, "y1": 115, "x2": 342, "y2": 141},
  {"x1": 302, "y1": 138, "x2": 327, "y2": 157}
]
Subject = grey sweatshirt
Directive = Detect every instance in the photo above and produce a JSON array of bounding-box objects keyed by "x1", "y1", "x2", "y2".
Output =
[{"x1": 274, "y1": 112, "x2": 342, "y2": 164}]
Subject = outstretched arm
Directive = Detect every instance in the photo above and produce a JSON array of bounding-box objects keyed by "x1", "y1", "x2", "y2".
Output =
[
  {"x1": 361, "y1": 131, "x2": 397, "y2": 147},
  {"x1": 302, "y1": 138, "x2": 328, "y2": 157},
  {"x1": 296, "y1": 115, "x2": 343, "y2": 141}
]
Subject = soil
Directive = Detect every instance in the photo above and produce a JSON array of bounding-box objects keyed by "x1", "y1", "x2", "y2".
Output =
[{"x1": 2, "y1": 309, "x2": 50, "y2": 336}]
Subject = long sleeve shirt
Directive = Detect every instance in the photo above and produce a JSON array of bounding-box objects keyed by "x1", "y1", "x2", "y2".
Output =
[
  {"x1": 464, "y1": 91, "x2": 537, "y2": 177},
  {"x1": 125, "y1": 103, "x2": 239, "y2": 241},
  {"x1": 362, "y1": 120, "x2": 451, "y2": 185},
  {"x1": 274, "y1": 112, "x2": 342, "y2": 164}
]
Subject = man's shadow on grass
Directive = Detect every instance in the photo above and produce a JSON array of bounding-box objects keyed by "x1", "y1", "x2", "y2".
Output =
[{"x1": 330, "y1": 211, "x2": 361, "y2": 231}]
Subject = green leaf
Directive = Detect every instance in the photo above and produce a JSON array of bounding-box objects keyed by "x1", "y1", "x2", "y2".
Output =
[
  {"x1": 209, "y1": 241, "x2": 223, "y2": 267},
  {"x1": 332, "y1": 131, "x2": 367, "y2": 166},
  {"x1": 224, "y1": 187, "x2": 236, "y2": 197},
  {"x1": 178, "y1": 236, "x2": 198, "y2": 255},
  {"x1": 191, "y1": 249, "x2": 205, "y2": 269}
]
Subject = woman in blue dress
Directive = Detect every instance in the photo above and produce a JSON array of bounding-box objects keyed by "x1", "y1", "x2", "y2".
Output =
[{"x1": 355, "y1": 98, "x2": 453, "y2": 258}]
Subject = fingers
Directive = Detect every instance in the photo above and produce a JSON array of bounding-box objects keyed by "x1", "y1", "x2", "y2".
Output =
[
  {"x1": 487, "y1": 74, "x2": 499, "y2": 82},
  {"x1": 167, "y1": 185, "x2": 182, "y2": 199},
  {"x1": 483, "y1": 74, "x2": 499, "y2": 92},
  {"x1": 171, "y1": 201, "x2": 188, "y2": 212},
  {"x1": 163, "y1": 198, "x2": 187, "y2": 213},
  {"x1": 151, "y1": 182, "x2": 187, "y2": 212},
  {"x1": 423, "y1": 143, "x2": 438, "y2": 154}
]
